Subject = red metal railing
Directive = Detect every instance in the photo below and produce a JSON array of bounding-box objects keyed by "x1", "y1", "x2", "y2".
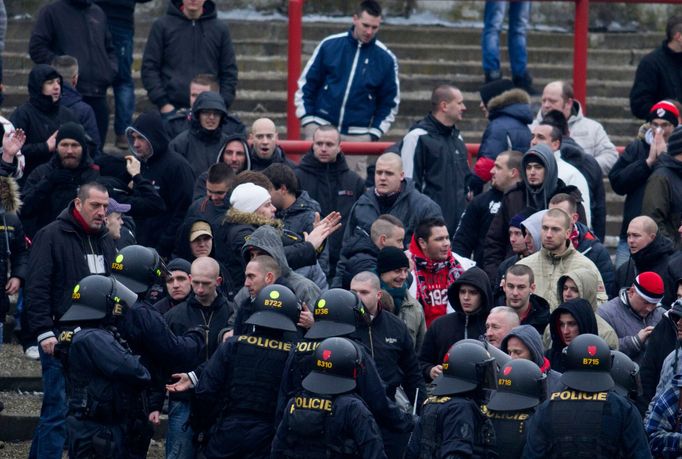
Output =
[{"x1": 286, "y1": 0, "x2": 682, "y2": 139}]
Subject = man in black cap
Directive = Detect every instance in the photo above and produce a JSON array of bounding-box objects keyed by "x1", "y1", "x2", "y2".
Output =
[
  {"x1": 486, "y1": 359, "x2": 545, "y2": 458},
  {"x1": 406, "y1": 341, "x2": 497, "y2": 458},
  {"x1": 272, "y1": 336, "x2": 388, "y2": 459},
  {"x1": 152, "y1": 258, "x2": 191, "y2": 315},
  {"x1": 523, "y1": 334, "x2": 650, "y2": 458},
  {"x1": 22, "y1": 121, "x2": 99, "y2": 236},
  {"x1": 377, "y1": 246, "x2": 426, "y2": 352}
]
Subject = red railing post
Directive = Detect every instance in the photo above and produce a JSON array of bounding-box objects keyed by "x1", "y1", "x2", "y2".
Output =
[
  {"x1": 573, "y1": 0, "x2": 589, "y2": 112},
  {"x1": 287, "y1": 0, "x2": 303, "y2": 140}
]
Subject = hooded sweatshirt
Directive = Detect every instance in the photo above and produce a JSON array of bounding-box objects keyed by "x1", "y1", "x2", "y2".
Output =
[
  {"x1": 546, "y1": 298, "x2": 599, "y2": 372},
  {"x1": 555, "y1": 268, "x2": 619, "y2": 350},
  {"x1": 418, "y1": 267, "x2": 492, "y2": 382},
  {"x1": 232, "y1": 225, "x2": 321, "y2": 312},
  {"x1": 168, "y1": 91, "x2": 231, "y2": 179},
  {"x1": 125, "y1": 111, "x2": 194, "y2": 257},
  {"x1": 520, "y1": 210, "x2": 547, "y2": 254},
  {"x1": 192, "y1": 132, "x2": 251, "y2": 201},
  {"x1": 520, "y1": 144, "x2": 560, "y2": 212},
  {"x1": 500, "y1": 324, "x2": 563, "y2": 395},
  {"x1": 10, "y1": 65, "x2": 77, "y2": 181},
  {"x1": 409, "y1": 234, "x2": 466, "y2": 327}
]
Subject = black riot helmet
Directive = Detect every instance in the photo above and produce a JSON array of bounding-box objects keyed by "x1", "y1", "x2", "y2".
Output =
[
  {"x1": 246, "y1": 284, "x2": 301, "y2": 332},
  {"x1": 561, "y1": 334, "x2": 614, "y2": 392},
  {"x1": 459, "y1": 338, "x2": 511, "y2": 369},
  {"x1": 111, "y1": 245, "x2": 168, "y2": 294},
  {"x1": 302, "y1": 337, "x2": 362, "y2": 395},
  {"x1": 487, "y1": 359, "x2": 546, "y2": 411},
  {"x1": 60, "y1": 275, "x2": 138, "y2": 323},
  {"x1": 432, "y1": 341, "x2": 497, "y2": 396},
  {"x1": 305, "y1": 289, "x2": 367, "y2": 339},
  {"x1": 610, "y1": 350, "x2": 642, "y2": 400}
]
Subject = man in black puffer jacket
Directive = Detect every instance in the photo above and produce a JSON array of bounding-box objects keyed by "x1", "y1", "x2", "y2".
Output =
[
  {"x1": 295, "y1": 125, "x2": 365, "y2": 279},
  {"x1": 126, "y1": 111, "x2": 194, "y2": 258},
  {"x1": 168, "y1": 91, "x2": 231, "y2": 179},
  {"x1": 22, "y1": 122, "x2": 99, "y2": 237}
]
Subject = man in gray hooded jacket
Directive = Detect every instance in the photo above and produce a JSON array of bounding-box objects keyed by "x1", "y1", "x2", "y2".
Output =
[{"x1": 228, "y1": 225, "x2": 321, "y2": 330}]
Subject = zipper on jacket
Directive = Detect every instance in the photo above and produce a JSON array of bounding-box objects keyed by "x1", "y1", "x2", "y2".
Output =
[
  {"x1": 464, "y1": 314, "x2": 469, "y2": 339},
  {"x1": 201, "y1": 309, "x2": 214, "y2": 362},
  {"x1": 337, "y1": 42, "x2": 362, "y2": 132},
  {"x1": 368, "y1": 323, "x2": 375, "y2": 359}
]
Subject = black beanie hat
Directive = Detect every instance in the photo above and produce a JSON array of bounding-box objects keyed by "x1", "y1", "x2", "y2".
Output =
[
  {"x1": 167, "y1": 258, "x2": 191, "y2": 275},
  {"x1": 377, "y1": 247, "x2": 409, "y2": 275},
  {"x1": 479, "y1": 78, "x2": 515, "y2": 107},
  {"x1": 56, "y1": 122, "x2": 87, "y2": 150}
]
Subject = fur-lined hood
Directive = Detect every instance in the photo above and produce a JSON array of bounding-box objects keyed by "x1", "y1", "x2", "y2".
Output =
[
  {"x1": 487, "y1": 88, "x2": 531, "y2": 112},
  {"x1": 0, "y1": 176, "x2": 21, "y2": 213},
  {"x1": 223, "y1": 207, "x2": 284, "y2": 229}
]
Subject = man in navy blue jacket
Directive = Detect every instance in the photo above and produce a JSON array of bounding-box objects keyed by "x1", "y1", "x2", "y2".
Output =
[{"x1": 295, "y1": 0, "x2": 399, "y2": 143}]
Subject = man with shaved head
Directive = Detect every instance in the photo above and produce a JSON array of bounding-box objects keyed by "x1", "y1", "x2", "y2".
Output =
[
  {"x1": 343, "y1": 152, "x2": 443, "y2": 248},
  {"x1": 617, "y1": 215, "x2": 675, "y2": 294},
  {"x1": 533, "y1": 80, "x2": 617, "y2": 174},
  {"x1": 163, "y1": 255, "x2": 232, "y2": 457},
  {"x1": 400, "y1": 84, "x2": 470, "y2": 234},
  {"x1": 248, "y1": 118, "x2": 295, "y2": 171}
]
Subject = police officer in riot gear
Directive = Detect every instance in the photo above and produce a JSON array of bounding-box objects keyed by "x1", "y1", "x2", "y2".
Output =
[
  {"x1": 523, "y1": 334, "x2": 651, "y2": 458},
  {"x1": 272, "y1": 336, "x2": 388, "y2": 459},
  {"x1": 191, "y1": 284, "x2": 301, "y2": 458},
  {"x1": 406, "y1": 341, "x2": 497, "y2": 459},
  {"x1": 57, "y1": 275, "x2": 151, "y2": 458},
  {"x1": 276, "y1": 288, "x2": 415, "y2": 439},
  {"x1": 486, "y1": 359, "x2": 545, "y2": 458},
  {"x1": 110, "y1": 244, "x2": 206, "y2": 455},
  {"x1": 611, "y1": 350, "x2": 642, "y2": 406}
]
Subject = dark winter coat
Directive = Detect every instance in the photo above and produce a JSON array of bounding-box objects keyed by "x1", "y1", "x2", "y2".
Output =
[
  {"x1": 452, "y1": 186, "x2": 504, "y2": 265},
  {"x1": 125, "y1": 111, "x2": 194, "y2": 258},
  {"x1": 418, "y1": 267, "x2": 492, "y2": 382},
  {"x1": 168, "y1": 91, "x2": 230, "y2": 179},
  {"x1": 249, "y1": 145, "x2": 295, "y2": 172},
  {"x1": 29, "y1": 0, "x2": 117, "y2": 98},
  {"x1": 642, "y1": 154, "x2": 682, "y2": 248},
  {"x1": 24, "y1": 202, "x2": 117, "y2": 341},
  {"x1": 343, "y1": 179, "x2": 443, "y2": 248},
  {"x1": 0, "y1": 202, "x2": 29, "y2": 322},
  {"x1": 94, "y1": 0, "x2": 151, "y2": 28},
  {"x1": 276, "y1": 191, "x2": 320, "y2": 237},
  {"x1": 638, "y1": 313, "x2": 679, "y2": 414},
  {"x1": 192, "y1": 133, "x2": 250, "y2": 200},
  {"x1": 546, "y1": 298, "x2": 599, "y2": 373},
  {"x1": 561, "y1": 137, "x2": 606, "y2": 241},
  {"x1": 574, "y1": 222, "x2": 617, "y2": 298},
  {"x1": 616, "y1": 233, "x2": 674, "y2": 292},
  {"x1": 608, "y1": 136, "x2": 653, "y2": 240},
  {"x1": 400, "y1": 113, "x2": 471, "y2": 234},
  {"x1": 332, "y1": 227, "x2": 379, "y2": 289},
  {"x1": 141, "y1": 0, "x2": 237, "y2": 110},
  {"x1": 630, "y1": 41, "x2": 682, "y2": 120},
  {"x1": 296, "y1": 150, "x2": 365, "y2": 277},
  {"x1": 472, "y1": 89, "x2": 532, "y2": 187},
  {"x1": 164, "y1": 109, "x2": 246, "y2": 141},
  {"x1": 10, "y1": 65, "x2": 78, "y2": 180},
  {"x1": 60, "y1": 82, "x2": 101, "y2": 150},
  {"x1": 21, "y1": 149, "x2": 100, "y2": 237},
  {"x1": 96, "y1": 154, "x2": 167, "y2": 219}
]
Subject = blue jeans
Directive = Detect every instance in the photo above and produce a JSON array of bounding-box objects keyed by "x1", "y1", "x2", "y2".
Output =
[
  {"x1": 166, "y1": 399, "x2": 195, "y2": 459},
  {"x1": 108, "y1": 22, "x2": 135, "y2": 136},
  {"x1": 615, "y1": 237, "x2": 631, "y2": 269},
  {"x1": 28, "y1": 345, "x2": 67, "y2": 459},
  {"x1": 481, "y1": 1, "x2": 531, "y2": 77}
]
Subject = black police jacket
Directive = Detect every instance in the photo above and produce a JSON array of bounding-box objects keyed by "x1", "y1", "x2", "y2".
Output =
[
  {"x1": 63, "y1": 327, "x2": 150, "y2": 421},
  {"x1": 271, "y1": 391, "x2": 388, "y2": 459},
  {"x1": 276, "y1": 337, "x2": 415, "y2": 434},
  {"x1": 406, "y1": 394, "x2": 496, "y2": 459},
  {"x1": 353, "y1": 307, "x2": 427, "y2": 407}
]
